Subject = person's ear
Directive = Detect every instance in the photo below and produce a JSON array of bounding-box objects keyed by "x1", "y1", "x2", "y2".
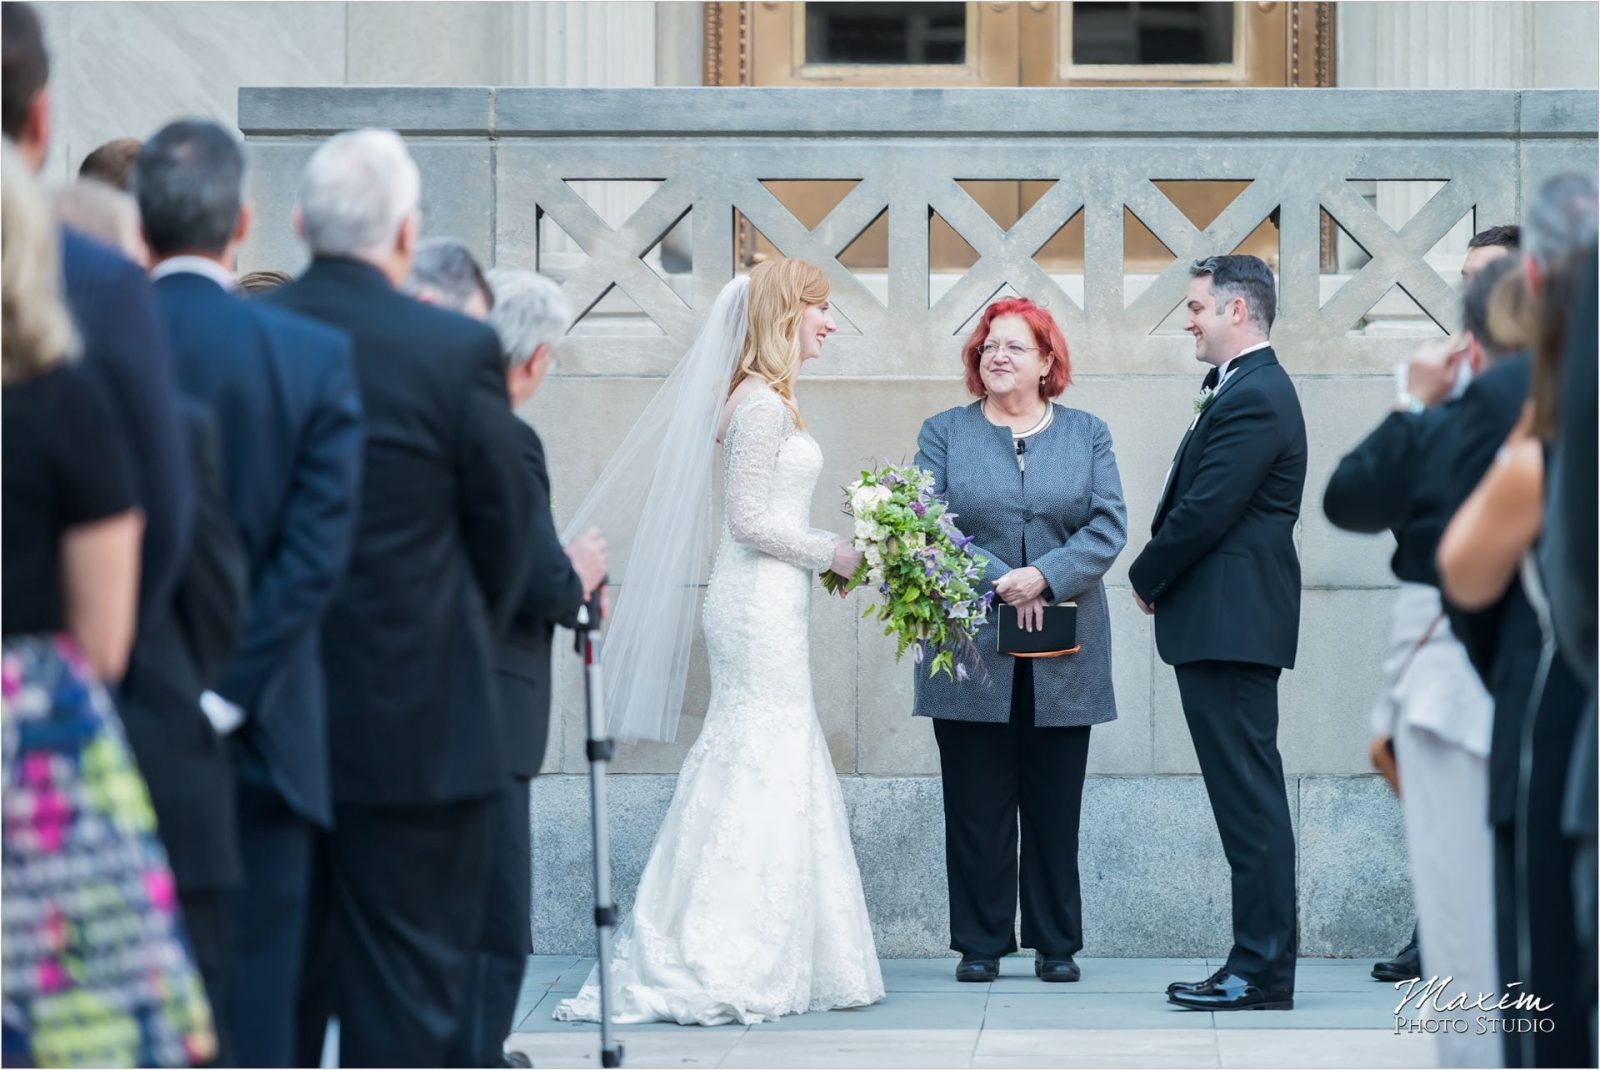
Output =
[
  {"x1": 397, "y1": 211, "x2": 420, "y2": 258},
  {"x1": 233, "y1": 201, "x2": 253, "y2": 247},
  {"x1": 291, "y1": 204, "x2": 305, "y2": 240}
]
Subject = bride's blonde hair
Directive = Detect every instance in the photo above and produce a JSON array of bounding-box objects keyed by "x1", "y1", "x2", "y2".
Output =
[{"x1": 731, "y1": 258, "x2": 828, "y2": 431}]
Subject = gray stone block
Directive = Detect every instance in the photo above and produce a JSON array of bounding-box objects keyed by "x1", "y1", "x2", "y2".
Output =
[
  {"x1": 842, "y1": 777, "x2": 948, "y2": 957},
  {"x1": 1520, "y1": 90, "x2": 1600, "y2": 135},
  {"x1": 1091, "y1": 591, "x2": 1154, "y2": 775},
  {"x1": 1296, "y1": 377, "x2": 1404, "y2": 591},
  {"x1": 1151, "y1": 662, "x2": 1201, "y2": 775},
  {"x1": 1280, "y1": 589, "x2": 1394, "y2": 774},
  {"x1": 1297, "y1": 776, "x2": 1413, "y2": 959},
  {"x1": 240, "y1": 139, "x2": 493, "y2": 276},
  {"x1": 530, "y1": 773, "x2": 677, "y2": 955},
  {"x1": 237, "y1": 85, "x2": 493, "y2": 135}
]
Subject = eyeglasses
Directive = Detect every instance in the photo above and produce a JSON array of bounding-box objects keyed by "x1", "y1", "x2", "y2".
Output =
[{"x1": 978, "y1": 341, "x2": 1042, "y2": 359}]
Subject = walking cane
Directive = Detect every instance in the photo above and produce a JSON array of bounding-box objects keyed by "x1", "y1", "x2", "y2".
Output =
[{"x1": 575, "y1": 587, "x2": 624, "y2": 1069}]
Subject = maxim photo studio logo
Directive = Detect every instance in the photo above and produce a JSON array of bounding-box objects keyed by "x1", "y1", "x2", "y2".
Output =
[{"x1": 1393, "y1": 976, "x2": 1555, "y2": 1036}]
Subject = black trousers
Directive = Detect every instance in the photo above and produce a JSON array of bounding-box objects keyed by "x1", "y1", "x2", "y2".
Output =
[
  {"x1": 933, "y1": 661, "x2": 1091, "y2": 959},
  {"x1": 1174, "y1": 660, "x2": 1297, "y2": 992},
  {"x1": 230, "y1": 781, "x2": 316, "y2": 1069},
  {"x1": 1490, "y1": 656, "x2": 1588, "y2": 1069},
  {"x1": 296, "y1": 797, "x2": 495, "y2": 1068},
  {"x1": 178, "y1": 888, "x2": 234, "y2": 1068},
  {"x1": 449, "y1": 776, "x2": 533, "y2": 1067}
]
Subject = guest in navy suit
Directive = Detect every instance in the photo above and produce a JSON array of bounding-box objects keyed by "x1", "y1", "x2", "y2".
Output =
[
  {"x1": 2, "y1": 1, "x2": 195, "y2": 627},
  {"x1": 134, "y1": 119, "x2": 365, "y2": 1068},
  {"x1": 269, "y1": 130, "x2": 537, "y2": 1068}
]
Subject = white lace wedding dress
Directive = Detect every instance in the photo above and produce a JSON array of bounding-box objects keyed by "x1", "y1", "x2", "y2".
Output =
[{"x1": 553, "y1": 388, "x2": 885, "y2": 1026}]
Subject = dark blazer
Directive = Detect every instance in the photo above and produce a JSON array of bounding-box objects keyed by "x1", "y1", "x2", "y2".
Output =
[
  {"x1": 1323, "y1": 404, "x2": 1456, "y2": 586},
  {"x1": 1129, "y1": 347, "x2": 1307, "y2": 669},
  {"x1": 118, "y1": 399, "x2": 250, "y2": 893},
  {"x1": 911, "y1": 402, "x2": 1127, "y2": 726},
  {"x1": 61, "y1": 228, "x2": 195, "y2": 626},
  {"x1": 154, "y1": 270, "x2": 364, "y2": 828},
  {"x1": 266, "y1": 257, "x2": 537, "y2": 805},
  {"x1": 495, "y1": 422, "x2": 584, "y2": 779}
]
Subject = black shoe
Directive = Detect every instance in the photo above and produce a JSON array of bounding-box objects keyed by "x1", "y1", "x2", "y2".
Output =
[
  {"x1": 956, "y1": 954, "x2": 999, "y2": 982},
  {"x1": 1166, "y1": 966, "x2": 1228, "y2": 996},
  {"x1": 1167, "y1": 971, "x2": 1293, "y2": 1011},
  {"x1": 498, "y1": 1053, "x2": 533, "y2": 1068},
  {"x1": 1034, "y1": 952, "x2": 1080, "y2": 982},
  {"x1": 1372, "y1": 930, "x2": 1421, "y2": 982}
]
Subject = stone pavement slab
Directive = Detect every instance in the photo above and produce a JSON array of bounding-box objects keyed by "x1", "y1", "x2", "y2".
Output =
[{"x1": 508, "y1": 956, "x2": 1432, "y2": 1068}]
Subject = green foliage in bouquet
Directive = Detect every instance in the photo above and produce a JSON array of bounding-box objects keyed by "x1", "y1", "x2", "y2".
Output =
[{"x1": 821, "y1": 463, "x2": 993, "y2": 682}]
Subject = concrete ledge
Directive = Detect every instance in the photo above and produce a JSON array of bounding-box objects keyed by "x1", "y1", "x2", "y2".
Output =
[
  {"x1": 530, "y1": 773, "x2": 1410, "y2": 959},
  {"x1": 234, "y1": 86, "x2": 1600, "y2": 140},
  {"x1": 238, "y1": 86, "x2": 493, "y2": 135}
]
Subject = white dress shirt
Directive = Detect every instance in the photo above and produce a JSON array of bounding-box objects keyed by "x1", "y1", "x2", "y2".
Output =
[{"x1": 150, "y1": 255, "x2": 235, "y2": 289}]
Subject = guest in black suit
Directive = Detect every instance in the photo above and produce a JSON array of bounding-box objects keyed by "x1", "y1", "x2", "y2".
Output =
[
  {"x1": 133, "y1": 119, "x2": 366, "y2": 1068},
  {"x1": 1128, "y1": 255, "x2": 1305, "y2": 1011},
  {"x1": 1435, "y1": 175, "x2": 1595, "y2": 1068},
  {"x1": 117, "y1": 397, "x2": 250, "y2": 1066},
  {"x1": 2, "y1": 1, "x2": 195, "y2": 627},
  {"x1": 268, "y1": 129, "x2": 537, "y2": 1068},
  {"x1": 437, "y1": 264, "x2": 606, "y2": 1068}
]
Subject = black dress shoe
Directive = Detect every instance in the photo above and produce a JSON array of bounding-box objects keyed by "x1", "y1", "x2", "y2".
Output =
[
  {"x1": 1035, "y1": 953, "x2": 1080, "y2": 983},
  {"x1": 1167, "y1": 971, "x2": 1293, "y2": 1011},
  {"x1": 1372, "y1": 928, "x2": 1421, "y2": 982},
  {"x1": 498, "y1": 1052, "x2": 533, "y2": 1068},
  {"x1": 1166, "y1": 966, "x2": 1228, "y2": 996},
  {"x1": 956, "y1": 954, "x2": 999, "y2": 982}
]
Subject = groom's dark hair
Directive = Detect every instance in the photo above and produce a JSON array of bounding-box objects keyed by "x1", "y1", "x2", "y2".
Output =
[{"x1": 1190, "y1": 254, "x2": 1276, "y2": 334}]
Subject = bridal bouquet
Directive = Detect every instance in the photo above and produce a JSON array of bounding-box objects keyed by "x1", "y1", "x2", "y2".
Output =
[{"x1": 820, "y1": 463, "x2": 993, "y2": 681}]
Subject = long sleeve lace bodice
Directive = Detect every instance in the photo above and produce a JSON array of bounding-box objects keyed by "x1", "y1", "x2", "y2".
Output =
[{"x1": 722, "y1": 389, "x2": 836, "y2": 572}]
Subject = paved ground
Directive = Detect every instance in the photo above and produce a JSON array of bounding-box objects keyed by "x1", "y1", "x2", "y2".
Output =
[{"x1": 506, "y1": 956, "x2": 1437, "y2": 1068}]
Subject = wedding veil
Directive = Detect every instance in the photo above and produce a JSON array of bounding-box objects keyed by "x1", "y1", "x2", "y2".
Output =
[{"x1": 560, "y1": 276, "x2": 751, "y2": 743}]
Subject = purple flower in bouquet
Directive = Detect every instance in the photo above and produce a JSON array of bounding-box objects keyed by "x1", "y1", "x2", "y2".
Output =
[{"x1": 910, "y1": 500, "x2": 926, "y2": 518}]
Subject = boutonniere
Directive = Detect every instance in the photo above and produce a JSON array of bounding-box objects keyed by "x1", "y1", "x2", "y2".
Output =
[{"x1": 1189, "y1": 386, "x2": 1217, "y2": 430}]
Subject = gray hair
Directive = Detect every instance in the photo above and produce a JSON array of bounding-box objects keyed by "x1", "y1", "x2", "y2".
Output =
[
  {"x1": 297, "y1": 129, "x2": 420, "y2": 259},
  {"x1": 1189, "y1": 254, "x2": 1277, "y2": 333},
  {"x1": 1524, "y1": 173, "x2": 1598, "y2": 269},
  {"x1": 406, "y1": 238, "x2": 491, "y2": 313},
  {"x1": 486, "y1": 268, "x2": 572, "y2": 368}
]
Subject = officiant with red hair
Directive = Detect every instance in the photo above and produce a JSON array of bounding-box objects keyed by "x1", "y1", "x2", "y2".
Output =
[{"x1": 912, "y1": 296, "x2": 1127, "y2": 986}]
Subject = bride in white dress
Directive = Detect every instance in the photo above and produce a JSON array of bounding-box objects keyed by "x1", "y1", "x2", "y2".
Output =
[{"x1": 554, "y1": 259, "x2": 885, "y2": 1026}]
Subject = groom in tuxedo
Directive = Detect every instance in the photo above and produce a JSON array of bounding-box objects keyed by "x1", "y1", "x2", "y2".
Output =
[{"x1": 1129, "y1": 255, "x2": 1306, "y2": 1011}]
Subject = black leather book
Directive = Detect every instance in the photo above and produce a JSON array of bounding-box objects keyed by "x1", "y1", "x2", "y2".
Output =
[{"x1": 996, "y1": 602, "x2": 1079, "y2": 657}]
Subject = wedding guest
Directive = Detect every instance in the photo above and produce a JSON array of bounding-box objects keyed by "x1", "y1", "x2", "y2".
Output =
[
  {"x1": 266, "y1": 128, "x2": 537, "y2": 1067},
  {"x1": 237, "y1": 268, "x2": 292, "y2": 294},
  {"x1": 913, "y1": 297, "x2": 1126, "y2": 985},
  {"x1": 51, "y1": 178, "x2": 149, "y2": 266},
  {"x1": 1460, "y1": 223, "x2": 1520, "y2": 280},
  {"x1": 1, "y1": 137, "x2": 217, "y2": 1070},
  {"x1": 1323, "y1": 256, "x2": 1520, "y2": 1065},
  {"x1": 78, "y1": 135, "x2": 141, "y2": 190},
  {"x1": 1130, "y1": 256, "x2": 1305, "y2": 1011},
  {"x1": 1436, "y1": 173, "x2": 1596, "y2": 1069},
  {"x1": 406, "y1": 237, "x2": 493, "y2": 317},
  {"x1": 135, "y1": 118, "x2": 365, "y2": 1068},
  {"x1": 448, "y1": 267, "x2": 605, "y2": 1068},
  {"x1": 3, "y1": 0, "x2": 195, "y2": 628}
]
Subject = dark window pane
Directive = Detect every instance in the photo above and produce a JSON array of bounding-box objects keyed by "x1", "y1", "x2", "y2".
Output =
[
  {"x1": 1071, "y1": 2, "x2": 1235, "y2": 66},
  {"x1": 804, "y1": 2, "x2": 967, "y2": 65}
]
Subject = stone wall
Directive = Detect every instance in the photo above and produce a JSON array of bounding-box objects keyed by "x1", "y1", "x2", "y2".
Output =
[{"x1": 238, "y1": 85, "x2": 1596, "y2": 957}]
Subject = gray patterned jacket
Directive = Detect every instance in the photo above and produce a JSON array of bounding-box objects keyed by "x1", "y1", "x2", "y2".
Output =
[{"x1": 912, "y1": 401, "x2": 1127, "y2": 726}]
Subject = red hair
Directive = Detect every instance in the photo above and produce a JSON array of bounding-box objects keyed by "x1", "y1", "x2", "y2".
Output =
[{"x1": 960, "y1": 297, "x2": 1072, "y2": 399}]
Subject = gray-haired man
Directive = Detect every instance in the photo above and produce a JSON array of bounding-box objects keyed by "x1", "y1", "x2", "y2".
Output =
[{"x1": 434, "y1": 265, "x2": 605, "y2": 1067}]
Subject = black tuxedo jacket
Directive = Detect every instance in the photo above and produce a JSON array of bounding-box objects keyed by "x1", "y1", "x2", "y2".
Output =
[
  {"x1": 267, "y1": 257, "x2": 537, "y2": 805},
  {"x1": 1129, "y1": 347, "x2": 1307, "y2": 669},
  {"x1": 155, "y1": 271, "x2": 364, "y2": 827},
  {"x1": 118, "y1": 399, "x2": 250, "y2": 893},
  {"x1": 495, "y1": 422, "x2": 584, "y2": 780}
]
